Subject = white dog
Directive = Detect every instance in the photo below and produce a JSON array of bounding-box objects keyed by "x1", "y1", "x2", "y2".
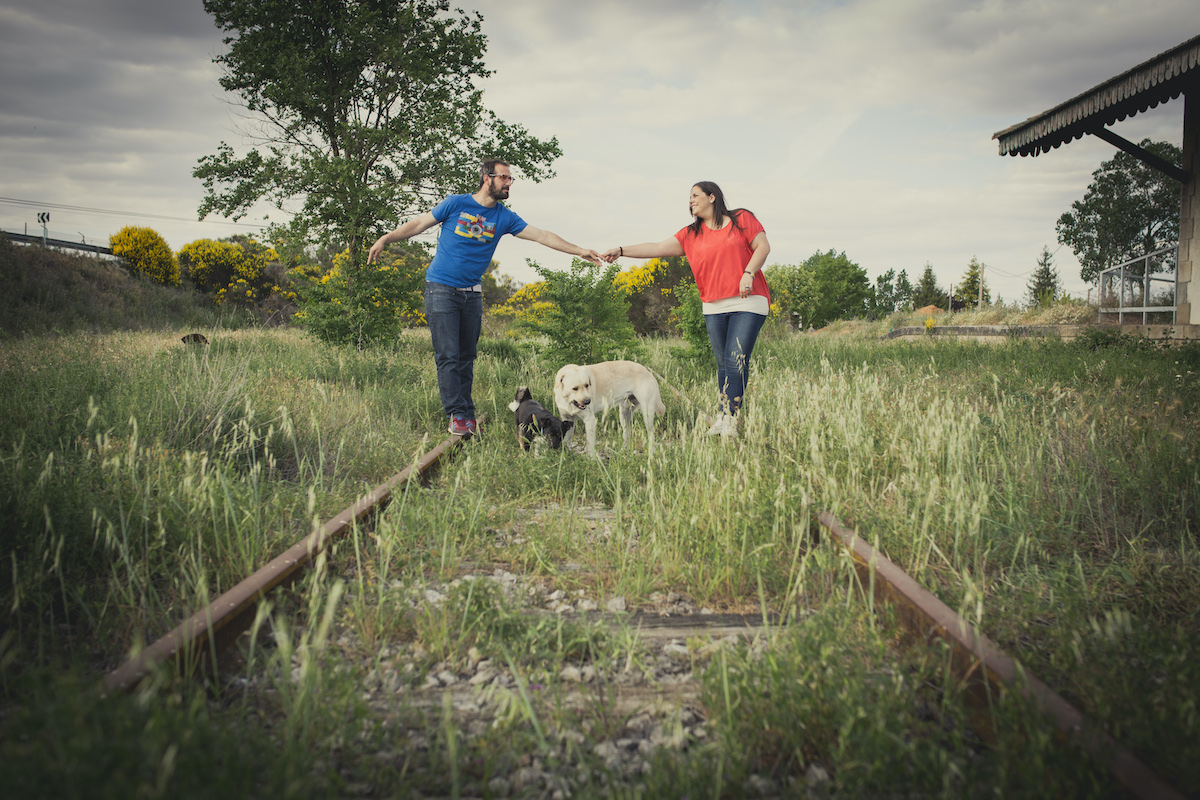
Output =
[{"x1": 554, "y1": 360, "x2": 666, "y2": 455}]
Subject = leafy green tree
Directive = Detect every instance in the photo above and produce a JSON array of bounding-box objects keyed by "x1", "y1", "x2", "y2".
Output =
[
  {"x1": 869, "y1": 268, "x2": 913, "y2": 318},
  {"x1": 109, "y1": 226, "x2": 179, "y2": 287},
  {"x1": 895, "y1": 269, "x2": 914, "y2": 311},
  {"x1": 521, "y1": 258, "x2": 641, "y2": 366},
  {"x1": 1056, "y1": 139, "x2": 1182, "y2": 283},
  {"x1": 194, "y1": 0, "x2": 561, "y2": 270},
  {"x1": 763, "y1": 263, "x2": 818, "y2": 329},
  {"x1": 954, "y1": 256, "x2": 991, "y2": 309},
  {"x1": 1027, "y1": 245, "x2": 1061, "y2": 308},
  {"x1": 804, "y1": 249, "x2": 870, "y2": 328},
  {"x1": 910, "y1": 263, "x2": 948, "y2": 310}
]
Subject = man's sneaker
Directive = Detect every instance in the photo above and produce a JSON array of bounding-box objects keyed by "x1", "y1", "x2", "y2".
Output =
[
  {"x1": 448, "y1": 416, "x2": 472, "y2": 436},
  {"x1": 465, "y1": 418, "x2": 479, "y2": 434}
]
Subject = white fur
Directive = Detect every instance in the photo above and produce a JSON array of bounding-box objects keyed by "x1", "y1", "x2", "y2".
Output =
[{"x1": 553, "y1": 360, "x2": 666, "y2": 455}]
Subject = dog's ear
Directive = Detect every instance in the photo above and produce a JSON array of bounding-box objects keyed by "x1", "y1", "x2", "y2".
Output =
[{"x1": 561, "y1": 420, "x2": 574, "y2": 433}]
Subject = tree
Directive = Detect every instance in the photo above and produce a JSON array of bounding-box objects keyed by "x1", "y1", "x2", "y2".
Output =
[
  {"x1": 764, "y1": 263, "x2": 818, "y2": 329},
  {"x1": 910, "y1": 263, "x2": 947, "y2": 310},
  {"x1": 804, "y1": 249, "x2": 870, "y2": 328},
  {"x1": 1027, "y1": 245, "x2": 1061, "y2": 308},
  {"x1": 110, "y1": 226, "x2": 179, "y2": 287},
  {"x1": 869, "y1": 268, "x2": 913, "y2": 318},
  {"x1": 1056, "y1": 139, "x2": 1182, "y2": 283},
  {"x1": 895, "y1": 269, "x2": 914, "y2": 311},
  {"x1": 194, "y1": 0, "x2": 561, "y2": 269},
  {"x1": 954, "y1": 256, "x2": 990, "y2": 309}
]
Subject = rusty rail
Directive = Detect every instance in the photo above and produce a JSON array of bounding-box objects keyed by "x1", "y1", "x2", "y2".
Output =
[
  {"x1": 817, "y1": 511, "x2": 1184, "y2": 800},
  {"x1": 104, "y1": 422, "x2": 483, "y2": 694}
]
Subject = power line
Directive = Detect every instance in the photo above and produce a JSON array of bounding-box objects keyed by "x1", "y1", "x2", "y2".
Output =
[{"x1": 0, "y1": 196, "x2": 267, "y2": 228}]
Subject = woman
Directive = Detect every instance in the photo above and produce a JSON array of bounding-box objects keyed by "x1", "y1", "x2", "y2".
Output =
[{"x1": 604, "y1": 181, "x2": 770, "y2": 437}]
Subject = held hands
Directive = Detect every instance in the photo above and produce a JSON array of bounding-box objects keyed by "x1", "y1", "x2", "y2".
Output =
[
  {"x1": 600, "y1": 247, "x2": 622, "y2": 263},
  {"x1": 579, "y1": 249, "x2": 604, "y2": 265}
]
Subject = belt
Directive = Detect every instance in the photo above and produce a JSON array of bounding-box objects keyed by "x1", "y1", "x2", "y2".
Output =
[{"x1": 455, "y1": 284, "x2": 483, "y2": 292}]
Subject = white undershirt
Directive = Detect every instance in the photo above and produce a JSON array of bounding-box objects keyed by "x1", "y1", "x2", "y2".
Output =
[{"x1": 702, "y1": 294, "x2": 769, "y2": 315}]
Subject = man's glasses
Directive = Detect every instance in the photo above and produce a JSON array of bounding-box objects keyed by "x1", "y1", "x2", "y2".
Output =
[{"x1": 488, "y1": 173, "x2": 516, "y2": 183}]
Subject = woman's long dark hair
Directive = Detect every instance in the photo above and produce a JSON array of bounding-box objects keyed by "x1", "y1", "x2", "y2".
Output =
[{"x1": 687, "y1": 181, "x2": 750, "y2": 237}]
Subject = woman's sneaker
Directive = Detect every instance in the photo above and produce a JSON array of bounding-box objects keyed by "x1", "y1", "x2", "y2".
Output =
[{"x1": 448, "y1": 416, "x2": 472, "y2": 436}]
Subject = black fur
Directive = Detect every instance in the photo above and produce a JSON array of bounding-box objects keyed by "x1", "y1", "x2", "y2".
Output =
[{"x1": 509, "y1": 386, "x2": 574, "y2": 451}]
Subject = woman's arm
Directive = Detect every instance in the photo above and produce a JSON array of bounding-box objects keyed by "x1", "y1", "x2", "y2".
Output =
[
  {"x1": 602, "y1": 237, "x2": 685, "y2": 262},
  {"x1": 738, "y1": 232, "x2": 771, "y2": 296}
]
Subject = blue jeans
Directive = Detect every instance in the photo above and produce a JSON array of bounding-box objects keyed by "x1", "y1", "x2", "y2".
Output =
[
  {"x1": 425, "y1": 282, "x2": 483, "y2": 419},
  {"x1": 705, "y1": 311, "x2": 766, "y2": 416}
]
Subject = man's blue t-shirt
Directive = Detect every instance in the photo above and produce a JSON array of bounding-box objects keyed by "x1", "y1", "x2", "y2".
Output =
[{"x1": 426, "y1": 194, "x2": 528, "y2": 287}]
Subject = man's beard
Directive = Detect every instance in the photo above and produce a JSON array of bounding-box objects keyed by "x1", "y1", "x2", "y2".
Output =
[{"x1": 488, "y1": 181, "x2": 509, "y2": 201}]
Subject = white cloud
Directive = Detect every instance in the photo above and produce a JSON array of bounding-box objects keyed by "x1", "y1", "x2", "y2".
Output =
[{"x1": 0, "y1": 0, "x2": 1193, "y2": 304}]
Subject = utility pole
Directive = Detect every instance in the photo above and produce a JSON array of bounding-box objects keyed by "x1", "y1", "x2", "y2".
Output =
[{"x1": 978, "y1": 263, "x2": 984, "y2": 308}]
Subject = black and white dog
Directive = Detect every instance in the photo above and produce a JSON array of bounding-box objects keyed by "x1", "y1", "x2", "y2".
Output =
[{"x1": 508, "y1": 386, "x2": 574, "y2": 451}]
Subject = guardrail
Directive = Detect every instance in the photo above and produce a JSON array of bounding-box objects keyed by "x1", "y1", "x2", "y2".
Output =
[
  {"x1": 1, "y1": 229, "x2": 114, "y2": 255},
  {"x1": 1098, "y1": 244, "x2": 1178, "y2": 325}
]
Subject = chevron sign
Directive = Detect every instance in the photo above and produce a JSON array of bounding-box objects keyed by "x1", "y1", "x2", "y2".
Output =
[{"x1": 37, "y1": 212, "x2": 49, "y2": 224}]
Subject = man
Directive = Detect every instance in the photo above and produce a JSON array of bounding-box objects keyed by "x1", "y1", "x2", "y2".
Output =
[{"x1": 369, "y1": 159, "x2": 602, "y2": 436}]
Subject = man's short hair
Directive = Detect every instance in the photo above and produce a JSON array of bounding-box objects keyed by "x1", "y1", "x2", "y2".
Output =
[{"x1": 479, "y1": 159, "x2": 511, "y2": 187}]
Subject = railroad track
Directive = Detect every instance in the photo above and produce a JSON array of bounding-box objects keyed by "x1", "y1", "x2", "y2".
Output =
[{"x1": 103, "y1": 424, "x2": 1186, "y2": 799}]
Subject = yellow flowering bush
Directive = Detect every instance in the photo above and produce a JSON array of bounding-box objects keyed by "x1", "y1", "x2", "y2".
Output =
[
  {"x1": 490, "y1": 281, "x2": 550, "y2": 335},
  {"x1": 612, "y1": 259, "x2": 664, "y2": 295},
  {"x1": 109, "y1": 226, "x2": 179, "y2": 287},
  {"x1": 179, "y1": 236, "x2": 280, "y2": 305}
]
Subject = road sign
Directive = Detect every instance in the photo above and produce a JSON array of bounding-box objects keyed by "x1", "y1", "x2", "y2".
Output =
[{"x1": 37, "y1": 212, "x2": 49, "y2": 224}]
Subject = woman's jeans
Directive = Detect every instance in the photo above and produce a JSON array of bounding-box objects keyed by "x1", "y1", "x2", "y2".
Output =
[
  {"x1": 425, "y1": 282, "x2": 483, "y2": 419},
  {"x1": 705, "y1": 311, "x2": 766, "y2": 416}
]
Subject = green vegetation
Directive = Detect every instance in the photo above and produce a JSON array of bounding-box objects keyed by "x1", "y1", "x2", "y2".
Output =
[
  {"x1": 2, "y1": 238, "x2": 1197, "y2": 797},
  {"x1": 0, "y1": 235, "x2": 254, "y2": 339},
  {"x1": 1057, "y1": 138, "x2": 1182, "y2": 283}
]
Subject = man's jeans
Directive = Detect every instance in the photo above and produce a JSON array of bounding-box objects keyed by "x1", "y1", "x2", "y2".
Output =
[
  {"x1": 705, "y1": 311, "x2": 766, "y2": 416},
  {"x1": 425, "y1": 282, "x2": 483, "y2": 419}
]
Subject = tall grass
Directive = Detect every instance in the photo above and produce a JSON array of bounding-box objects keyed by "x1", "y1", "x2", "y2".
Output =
[{"x1": 2, "y1": 321, "x2": 1197, "y2": 796}]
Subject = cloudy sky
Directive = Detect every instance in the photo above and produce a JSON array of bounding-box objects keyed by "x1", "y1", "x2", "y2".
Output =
[{"x1": 1, "y1": 0, "x2": 1194, "y2": 304}]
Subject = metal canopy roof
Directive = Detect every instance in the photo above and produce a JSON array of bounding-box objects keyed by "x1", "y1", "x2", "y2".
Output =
[{"x1": 993, "y1": 34, "x2": 1200, "y2": 158}]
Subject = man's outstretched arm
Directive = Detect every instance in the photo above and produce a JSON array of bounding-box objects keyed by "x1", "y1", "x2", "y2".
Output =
[
  {"x1": 516, "y1": 225, "x2": 603, "y2": 265},
  {"x1": 369, "y1": 212, "x2": 439, "y2": 263}
]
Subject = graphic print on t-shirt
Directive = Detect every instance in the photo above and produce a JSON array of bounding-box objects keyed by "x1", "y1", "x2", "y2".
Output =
[{"x1": 453, "y1": 212, "x2": 496, "y2": 241}]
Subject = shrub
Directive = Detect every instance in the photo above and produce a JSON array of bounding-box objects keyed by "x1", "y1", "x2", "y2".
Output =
[
  {"x1": 178, "y1": 239, "x2": 244, "y2": 292},
  {"x1": 297, "y1": 244, "x2": 426, "y2": 348},
  {"x1": 520, "y1": 258, "x2": 641, "y2": 365},
  {"x1": 612, "y1": 256, "x2": 692, "y2": 336},
  {"x1": 668, "y1": 279, "x2": 710, "y2": 358},
  {"x1": 109, "y1": 226, "x2": 179, "y2": 287}
]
